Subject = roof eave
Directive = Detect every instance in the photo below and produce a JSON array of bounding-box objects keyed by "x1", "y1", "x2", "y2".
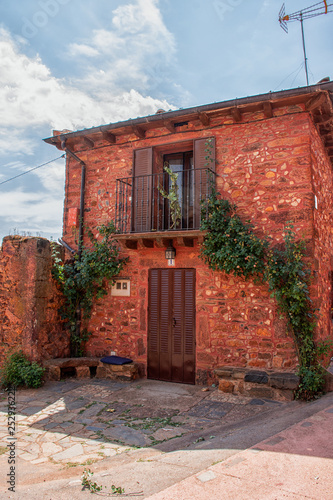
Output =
[{"x1": 43, "y1": 81, "x2": 333, "y2": 146}]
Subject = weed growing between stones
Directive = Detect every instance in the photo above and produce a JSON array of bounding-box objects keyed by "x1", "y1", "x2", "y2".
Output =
[
  {"x1": 200, "y1": 190, "x2": 331, "y2": 400},
  {"x1": 81, "y1": 469, "x2": 104, "y2": 493},
  {"x1": 125, "y1": 416, "x2": 181, "y2": 431},
  {"x1": 81, "y1": 468, "x2": 142, "y2": 496}
]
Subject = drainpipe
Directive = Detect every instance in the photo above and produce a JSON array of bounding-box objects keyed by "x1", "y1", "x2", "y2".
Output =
[
  {"x1": 58, "y1": 238, "x2": 76, "y2": 255},
  {"x1": 61, "y1": 139, "x2": 87, "y2": 356}
]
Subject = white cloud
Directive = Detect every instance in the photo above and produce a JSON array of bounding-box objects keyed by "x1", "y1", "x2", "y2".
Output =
[
  {"x1": 0, "y1": 0, "x2": 180, "y2": 240},
  {"x1": 69, "y1": 43, "x2": 100, "y2": 58},
  {"x1": 0, "y1": 0, "x2": 178, "y2": 151},
  {"x1": 0, "y1": 188, "x2": 63, "y2": 231},
  {"x1": 34, "y1": 159, "x2": 65, "y2": 193},
  {"x1": 67, "y1": 0, "x2": 177, "y2": 95},
  {"x1": 0, "y1": 128, "x2": 35, "y2": 156}
]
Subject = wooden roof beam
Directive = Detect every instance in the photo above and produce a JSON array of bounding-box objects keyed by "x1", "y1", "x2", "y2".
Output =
[
  {"x1": 263, "y1": 101, "x2": 273, "y2": 118},
  {"x1": 231, "y1": 107, "x2": 242, "y2": 123},
  {"x1": 102, "y1": 131, "x2": 116, "y2": 144},
  {"x1": 163, "y1": 120, "x2": 175, "y2": 133},
  {"x1": 305, "y1": 92, "x2": 326, "y2": 111},
  {"x1": 131, "y1": 125, "x2": 146, "y2": 139},
  {"x1": 198, "y1": 112, "x2": 210, "y2": 126},
  {"x1": 54, "y1": 139, "x2": 63, "y2": 151},
  {"x1": 82, "y1": 136, "x2": 94, "y2": 148}
]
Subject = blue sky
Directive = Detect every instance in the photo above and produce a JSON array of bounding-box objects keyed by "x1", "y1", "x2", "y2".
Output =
[{"x1": 0, "y1": 0, "x2": 332, "y2": 242}]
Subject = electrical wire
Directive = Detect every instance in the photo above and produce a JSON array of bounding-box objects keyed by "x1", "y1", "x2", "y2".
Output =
[
  {"x1": 0, "y1": 155, "x2": 65, "y2": 187},
  {"x1": 274, "y1": 61, "x2": 305, "y2": 91},
  {"x1": 290, "y1": 62, "x2": 307, "y2": 87}
]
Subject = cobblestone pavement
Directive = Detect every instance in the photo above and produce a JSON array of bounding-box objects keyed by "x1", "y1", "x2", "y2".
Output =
[{"x1": 0, "y1": 378, "x2": 285, "y2": 472}]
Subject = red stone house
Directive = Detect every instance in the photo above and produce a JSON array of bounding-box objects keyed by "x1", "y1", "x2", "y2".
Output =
[{"x1": 44, "y1": 82, "x2": 333, "y2": 387}]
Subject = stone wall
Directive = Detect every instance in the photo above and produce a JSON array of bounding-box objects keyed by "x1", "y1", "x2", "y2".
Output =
[
  {"x1": 59, "y1": 104, "x2": 333, "y2": 380},
  {"x1": 309, "y1": 120, "x2": 333, "y2": 365},
  {"x1": 0, "y1": 236, "x2": 69, "y2": 365}
]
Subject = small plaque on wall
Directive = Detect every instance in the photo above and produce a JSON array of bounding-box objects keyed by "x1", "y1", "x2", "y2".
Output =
[{"x1": 111, "y1": 279, "x2": 130, "y2": 296}]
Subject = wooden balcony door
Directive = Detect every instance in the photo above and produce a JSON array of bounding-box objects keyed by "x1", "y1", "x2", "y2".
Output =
[{"x1": 148, "y1": 268, "x2": 196, "y2": 384}]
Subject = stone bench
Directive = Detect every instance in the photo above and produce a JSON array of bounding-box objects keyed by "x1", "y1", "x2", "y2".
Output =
[
  {"x1": 214, "y1": 367, "x2": 300, "y2": 401},
  {"x1": 96, "y1": 362, "x2": 139, "y2": 381},
  {"x1": 44, "y1": 357, "x2": 138, "y2": 381}
]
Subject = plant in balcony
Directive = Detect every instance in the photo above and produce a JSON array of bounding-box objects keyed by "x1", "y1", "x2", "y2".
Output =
[{"x1": 158, "y1": 163, "x2": 182, "y2": 229}]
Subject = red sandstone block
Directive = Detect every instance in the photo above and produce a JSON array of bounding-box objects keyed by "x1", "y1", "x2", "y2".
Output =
[
  {"x1": 76, "y1": 366, "x2": 90, "y2": 378},
  {"x1": 219, "y1": 379, "x2": 234, "y2": 393}
]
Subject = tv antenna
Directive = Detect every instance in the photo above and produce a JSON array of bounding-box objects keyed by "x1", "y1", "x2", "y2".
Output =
[{"x1": 278, "y1": 1, "x2": 333, "y2": 85}]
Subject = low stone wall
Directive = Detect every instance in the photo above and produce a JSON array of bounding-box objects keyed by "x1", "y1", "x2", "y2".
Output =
[
  {"x1": 215, "y1": 367, "x2": 300, "y2": 401},
  {"x1": 0, "y1": 236, "x2": 69, "y2": 365}
]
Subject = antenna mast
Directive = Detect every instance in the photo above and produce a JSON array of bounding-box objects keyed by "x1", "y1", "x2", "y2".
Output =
[{"x1": 278, "y1": 1, "x2": 333, "y2": 85}]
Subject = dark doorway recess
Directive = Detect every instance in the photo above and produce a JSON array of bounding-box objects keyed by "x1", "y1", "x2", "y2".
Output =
[{"x1": 148, "y1": 268, "x2": 196, "y2": 384}]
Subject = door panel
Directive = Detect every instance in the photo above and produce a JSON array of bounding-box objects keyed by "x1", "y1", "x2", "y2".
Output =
[
  {"x1": 147, "y1": 269, "x2": 159, "y2": 379},
  {"x1": 172, "y1": 269, "x2": 183, "y2": 382},
  {"x1": 159, "y1": 270, "x2": 171, "y2": 381},
  {"x1": 183, "y1": 269, "x2": 196, "y2": 383},
  {"x1": 148, "y1": 268, "x2": 196, "y2": 384}
]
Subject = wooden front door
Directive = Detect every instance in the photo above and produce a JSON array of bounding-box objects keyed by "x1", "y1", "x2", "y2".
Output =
[{"x1": 148, "y1": 268, "x2": 196, "y2": 384}]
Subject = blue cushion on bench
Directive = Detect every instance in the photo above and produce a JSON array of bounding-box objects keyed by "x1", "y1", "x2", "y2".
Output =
[{"x1": 100, "y1": 356, "x2": 133, "y2": 365}]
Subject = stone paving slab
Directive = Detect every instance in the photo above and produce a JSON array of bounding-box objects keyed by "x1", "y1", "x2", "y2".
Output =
[{"x1": 0, "y1": 378, "x2": 290, "y2": 476}]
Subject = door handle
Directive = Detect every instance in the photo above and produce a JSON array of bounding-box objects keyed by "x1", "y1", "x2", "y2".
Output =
[{"x1": 173, "y1": 318, "x2": 177, "y2": 327}]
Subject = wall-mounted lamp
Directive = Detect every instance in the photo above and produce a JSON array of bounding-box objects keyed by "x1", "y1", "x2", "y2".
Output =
[{"x1": 165, "y1": 241, "x2": 176, "y2": 260}]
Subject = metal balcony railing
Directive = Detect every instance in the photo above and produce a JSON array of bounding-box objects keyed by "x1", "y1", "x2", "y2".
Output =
[{"x1": 115, "y1": 168, "x2": 215, "y2": 234}]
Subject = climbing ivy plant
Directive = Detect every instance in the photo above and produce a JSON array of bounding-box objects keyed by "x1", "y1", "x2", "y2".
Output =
[
  {"x1": 200, "y1": 192, "x2": 268, "y2": 280},
  {"x1": 52, "y1": 222, "x2": 128, "y2": 357},
  {"x1": 200, "y1": 191, "x2": 329, "y2": 400}
]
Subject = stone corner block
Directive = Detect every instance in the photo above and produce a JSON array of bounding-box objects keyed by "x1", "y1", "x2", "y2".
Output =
[
  {"x1": 218, "y1": 379, "x2": 235, "y2": 393},
  {"x1": 269, "y1": 372, "x2": 299, "y2": 390},
  {"x1": 46, "y1": 366, "x2": 61, "y2": 381}
]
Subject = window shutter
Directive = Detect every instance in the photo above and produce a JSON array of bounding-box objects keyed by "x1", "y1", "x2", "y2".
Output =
[
  {"x1": 132, "y1": 148, "x2": 153, "y2": 232},
  {"x1": 193, "y1": 137, "x2": 215, "y2": 228}
]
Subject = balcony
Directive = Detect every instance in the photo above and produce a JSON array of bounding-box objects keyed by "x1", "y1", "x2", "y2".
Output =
[{"x1": 115, "y1": 168, "x2": 215, "y2": 239}]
